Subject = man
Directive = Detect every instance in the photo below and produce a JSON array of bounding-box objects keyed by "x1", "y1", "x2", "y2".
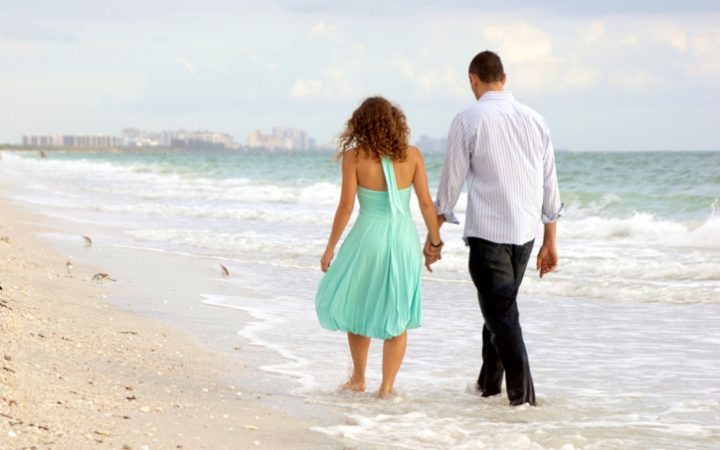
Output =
[{"x1": 425, "y1": 50, "x2": 563, "y2": 406}]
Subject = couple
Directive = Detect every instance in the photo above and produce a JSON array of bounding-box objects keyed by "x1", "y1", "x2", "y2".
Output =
[{"x1": 315, "y1": 51, "x2": 564, "y2": 405}]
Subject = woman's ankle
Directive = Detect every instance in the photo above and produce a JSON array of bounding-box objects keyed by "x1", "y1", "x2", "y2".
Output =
[
  {"x1": 350, "y1": 373, "x2": 365, "y2": 383},
  {"x1": 378, "y1": 382, "x2": 393, "y2": 398},
  {"x1": 342, "y1": 374, "x2": 366, "y2": 392}
]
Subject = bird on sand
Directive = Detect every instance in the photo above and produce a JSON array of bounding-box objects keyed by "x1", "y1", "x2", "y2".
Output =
[
  {"x1": 220, "y1": 264, "x2": 230, "y2": 277},
  {"x1": 92, "y1": 273, "x2": 116, "y2": 282},
  {"x1": 83, "y1": 236, "x2": 92, "y2": 247},
  {"x1": 66, "y1": 259, "x2": 74, "y2": 273}
]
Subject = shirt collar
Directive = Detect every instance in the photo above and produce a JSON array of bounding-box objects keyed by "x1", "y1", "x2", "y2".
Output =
[{"x1": 478, "y1": 90, "x2": 513, "y2": 102}]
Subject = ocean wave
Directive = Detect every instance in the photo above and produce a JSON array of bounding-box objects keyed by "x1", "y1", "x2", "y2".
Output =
[{"x1": 560, "y1": 213, "x2": 720, "y2": 249}]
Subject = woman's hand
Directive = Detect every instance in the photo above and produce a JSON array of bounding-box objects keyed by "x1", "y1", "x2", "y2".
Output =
[
  {"x1": 320, "y1": 248, "x2": 334, "y2": 272},
  {"x1": 423, "y1": 236, "x2": 443, "y2": 272}
]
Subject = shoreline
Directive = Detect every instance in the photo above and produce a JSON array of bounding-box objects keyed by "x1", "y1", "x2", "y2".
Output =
[{"x1": 0, "y1": 189, "x2": 335, "y2": 448}]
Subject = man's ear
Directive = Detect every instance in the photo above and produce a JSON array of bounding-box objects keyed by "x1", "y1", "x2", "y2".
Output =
[{"x1": 501, "y1": 73, "x2": 507, "y2": 85}]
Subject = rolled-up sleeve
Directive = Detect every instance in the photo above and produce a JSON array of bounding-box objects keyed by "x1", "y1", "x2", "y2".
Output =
[
  {"x1": 541, "y1": 126, "x2": 564, "y2": 223},
  {"x1": 434, "y1": 114, "x2": 469, "y2": 225}
]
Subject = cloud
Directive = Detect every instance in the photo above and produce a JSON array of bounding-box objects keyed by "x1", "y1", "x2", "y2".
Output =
[
  {"x1": 390, "y1": 59, "x2": 467, "y2": 99},
  {"x1": 174, "y1": 57, "x2": 196, "y2": 77},
  {"x1": 608, "y1": 69, "x2": 661, "y2": 88},
  {"x1": 688, "y1": 30, "x2": 720, "y2": 77},
  {"x1": 580, "y1": 20, "x2": 605, "y2": 44},
  {"x1": 274, "y1": 0, "x2": 720, "y2": 16},
  {"x1": 290, "y1": 68, "x2": 359, "y2": 99},
  {"x1": 563, "y1": 66, "x2": 601, "y2": 88},
  {"x1": 291, "y1": 79, "x2": 324, "y2": 97},
  {"x1": 484, "y1": 22, "x2": 553, "y2": 64},
  {"x1": 650, "y1": 24, "x2": 688, "y2": 51},
  {"x1": 309, "y1": 21, "x2": 340, "y2": 41},
  {"x1": 0, "y1": 39, "x2": 46, "y2": 58}
]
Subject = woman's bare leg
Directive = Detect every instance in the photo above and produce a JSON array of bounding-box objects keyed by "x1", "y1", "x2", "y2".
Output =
[
  {"x1": 379, "y1": 331, "x2": 407, "y2": 398},
  {"x1": 343, "y1": 332, "x2": 371, "y2": 392}
]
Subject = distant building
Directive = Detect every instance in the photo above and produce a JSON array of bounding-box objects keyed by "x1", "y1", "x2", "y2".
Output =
[
  {"x1": 22, "y1": 134, "x2": 63, "y2": 147},
  {"x1": 22, "y1": 134, "x2": 120, "y2": 147},
  {"x1": 63, "y1": 135, "x2": 121, "y2": 147},
  {"x1": 415, "y1": 135, "x2": 447, "y2": 153},
  {"x1": 247, "y1": 127, "x2": 310, "y2": 151},
  {"x1": 172, "y1": 130, "x2": 234, "y2": 150},
  {"x1": 122, "y1": 128, "x2": 235, "y2": 149},
  {"x1": 23, "y1": 128, "x2": 238, "y2": 150},
  {"x1": 121, "y1": 128, "x2": 165, "y2": 147}
]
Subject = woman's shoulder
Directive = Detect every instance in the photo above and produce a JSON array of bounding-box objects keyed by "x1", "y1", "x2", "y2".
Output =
[
  {"x1": 405, "y1": 145, "x2": 424, "y2": 162},
  {"x1": 340, "y1": 148, "x2": 361, "y2": 165}
]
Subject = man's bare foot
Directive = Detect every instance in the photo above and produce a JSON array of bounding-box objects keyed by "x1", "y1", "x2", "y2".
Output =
[
  {"x1": 378, "y1": 386, "x2": 393, "y2": 399},
  {"x1": 341, "y1": 377, "x2": 365, "y2": 392}
]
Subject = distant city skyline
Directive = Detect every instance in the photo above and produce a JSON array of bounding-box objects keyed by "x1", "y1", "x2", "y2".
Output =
[
  {"x1": 1, "y1": 1, "x2": 719, "y2": 151},
  {"x1": 20, "y1": 126, "x2": 322, "y2": 151},
  {"x1": 19, "y1": 127, "x2": 447, "y2": 152}
]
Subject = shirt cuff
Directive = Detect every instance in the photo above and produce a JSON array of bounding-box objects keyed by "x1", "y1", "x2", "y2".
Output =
[
  {"x1": 434, "y1": 200, "x2": 460, "y2": 225},
  {"x1": 541, "y1": 202, "x2": 565, "y2": 224}
]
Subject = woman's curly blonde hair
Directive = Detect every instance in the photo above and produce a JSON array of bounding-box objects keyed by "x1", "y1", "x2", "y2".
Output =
[{"x1": 338, "y1": 97, "x2": 410, "y2": 161}]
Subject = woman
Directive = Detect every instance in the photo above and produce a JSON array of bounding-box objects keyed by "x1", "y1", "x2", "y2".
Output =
[{"x1": 315, "y1": 96, "x2": 443, "y2": 398}]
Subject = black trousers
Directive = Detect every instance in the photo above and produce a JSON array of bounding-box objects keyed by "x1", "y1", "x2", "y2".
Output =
[{"x1": 468, "y1": 237, "x2": 535, "y2": 406}]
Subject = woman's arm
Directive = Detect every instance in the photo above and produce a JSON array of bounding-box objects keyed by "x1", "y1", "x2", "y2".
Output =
[
  {"x1": 412, "y1": 147, "x2": 442, "y2": 247},
  {"x1": 321, "y1": 151, "x2": 357, "y2": 271}
]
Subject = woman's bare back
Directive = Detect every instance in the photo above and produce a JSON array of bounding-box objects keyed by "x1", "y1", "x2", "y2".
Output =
[{"x1": 353, "y1": 146, "x2": 419, "y2": 192}]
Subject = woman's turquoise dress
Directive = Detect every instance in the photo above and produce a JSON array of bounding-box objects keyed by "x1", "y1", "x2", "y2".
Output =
[{"x1": 316, "y1": 157, "x2": 422, "y2": 339}]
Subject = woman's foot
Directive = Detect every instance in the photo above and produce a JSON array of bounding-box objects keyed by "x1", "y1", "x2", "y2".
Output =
[
  {"x1": 341, "y1": 376, "x2": 365, "y2": 392},
  {"x1": 378, "y1": 384, "x2": 393, "y2": 399}
]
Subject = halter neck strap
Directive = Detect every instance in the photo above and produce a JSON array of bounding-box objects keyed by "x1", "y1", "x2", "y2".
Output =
[{"x1": 380, "y1": 157, "x2": 401, "y2": 217}]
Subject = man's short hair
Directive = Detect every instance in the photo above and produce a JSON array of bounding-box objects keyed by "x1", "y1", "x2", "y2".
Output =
[{"x1": 469, "y1": 51, "x2": 504, "y2": 83}]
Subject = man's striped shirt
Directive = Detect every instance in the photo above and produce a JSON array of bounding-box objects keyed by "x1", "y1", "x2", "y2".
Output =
[{"x1": 434, "y1": 90, "x2": 564, "y2": 245}]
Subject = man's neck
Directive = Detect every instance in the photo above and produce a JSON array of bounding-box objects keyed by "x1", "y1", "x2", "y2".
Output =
[{"x1": 475, "y1": 82, "x2": 505, "y2": 100}]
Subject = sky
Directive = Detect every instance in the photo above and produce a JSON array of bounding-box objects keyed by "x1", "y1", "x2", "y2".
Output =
[{"x1": 1, "y1": 0, "x2": 719, "y2": 151}]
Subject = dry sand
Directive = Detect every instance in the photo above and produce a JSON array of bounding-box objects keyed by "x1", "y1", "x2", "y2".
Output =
[{"x1": 0, "y1": 195, "x2": 333, "y2": 449}]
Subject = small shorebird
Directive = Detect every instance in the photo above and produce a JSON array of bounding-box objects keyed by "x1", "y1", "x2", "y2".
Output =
[
  {"x1": 83, "y1": 236, "x2": 92, "y2": 247},
  {"x1": 92, "y1": 273, "x2": 116, "y2": 283},
  {"x1": 220, "y1": 264, "x2": 230, "y2": 277},
  {"x1": 66, "y1": 259, "x2": 74, "y2": 273}
]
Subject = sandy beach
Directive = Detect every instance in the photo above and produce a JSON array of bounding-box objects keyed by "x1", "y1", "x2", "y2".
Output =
[{"x1": 0, "y1": 193, "x2": 333, "y2": 449}]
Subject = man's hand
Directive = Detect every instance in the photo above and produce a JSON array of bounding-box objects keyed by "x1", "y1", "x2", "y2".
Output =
[{"x1": 536, "y1": 242, "x2": 558, "y2": 278}]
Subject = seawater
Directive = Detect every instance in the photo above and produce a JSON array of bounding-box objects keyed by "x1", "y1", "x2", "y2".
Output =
[{"x1": 1, "y1": 149, "x2": 718, "y2": 449}]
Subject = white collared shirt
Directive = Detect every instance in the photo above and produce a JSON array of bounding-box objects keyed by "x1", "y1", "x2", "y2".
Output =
[{"x1": 434, "y1": 91, "x2": 564, "y2": 245}]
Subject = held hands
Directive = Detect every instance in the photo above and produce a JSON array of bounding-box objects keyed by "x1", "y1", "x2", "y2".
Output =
[
  {"x1": 322, "y1": 238, "x2": 444, "y2": 273},
  {"x1": 320, "y1": 248, "x2": 334, "y2": 272},
  {"x1": 423, "y1": 236, "x2": 443, "y2": 272},
  {"x1": 536, "y1": 241, "x2": 558, "y2": 278}
]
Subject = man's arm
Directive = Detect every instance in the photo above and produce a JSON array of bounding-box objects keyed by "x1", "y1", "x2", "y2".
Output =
[
  {"x1": 434, "y1": 114, "x2": 470, "y2": 226},
  {"x1": 540, "y1": 126, "x2": 564, "y2": 224},
  {"x1": 537, "y1": 123, "x2": 564, "y2": 278},
  {"x1": 425, "y1": 114, "x2": 469, "y2": 264}
]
